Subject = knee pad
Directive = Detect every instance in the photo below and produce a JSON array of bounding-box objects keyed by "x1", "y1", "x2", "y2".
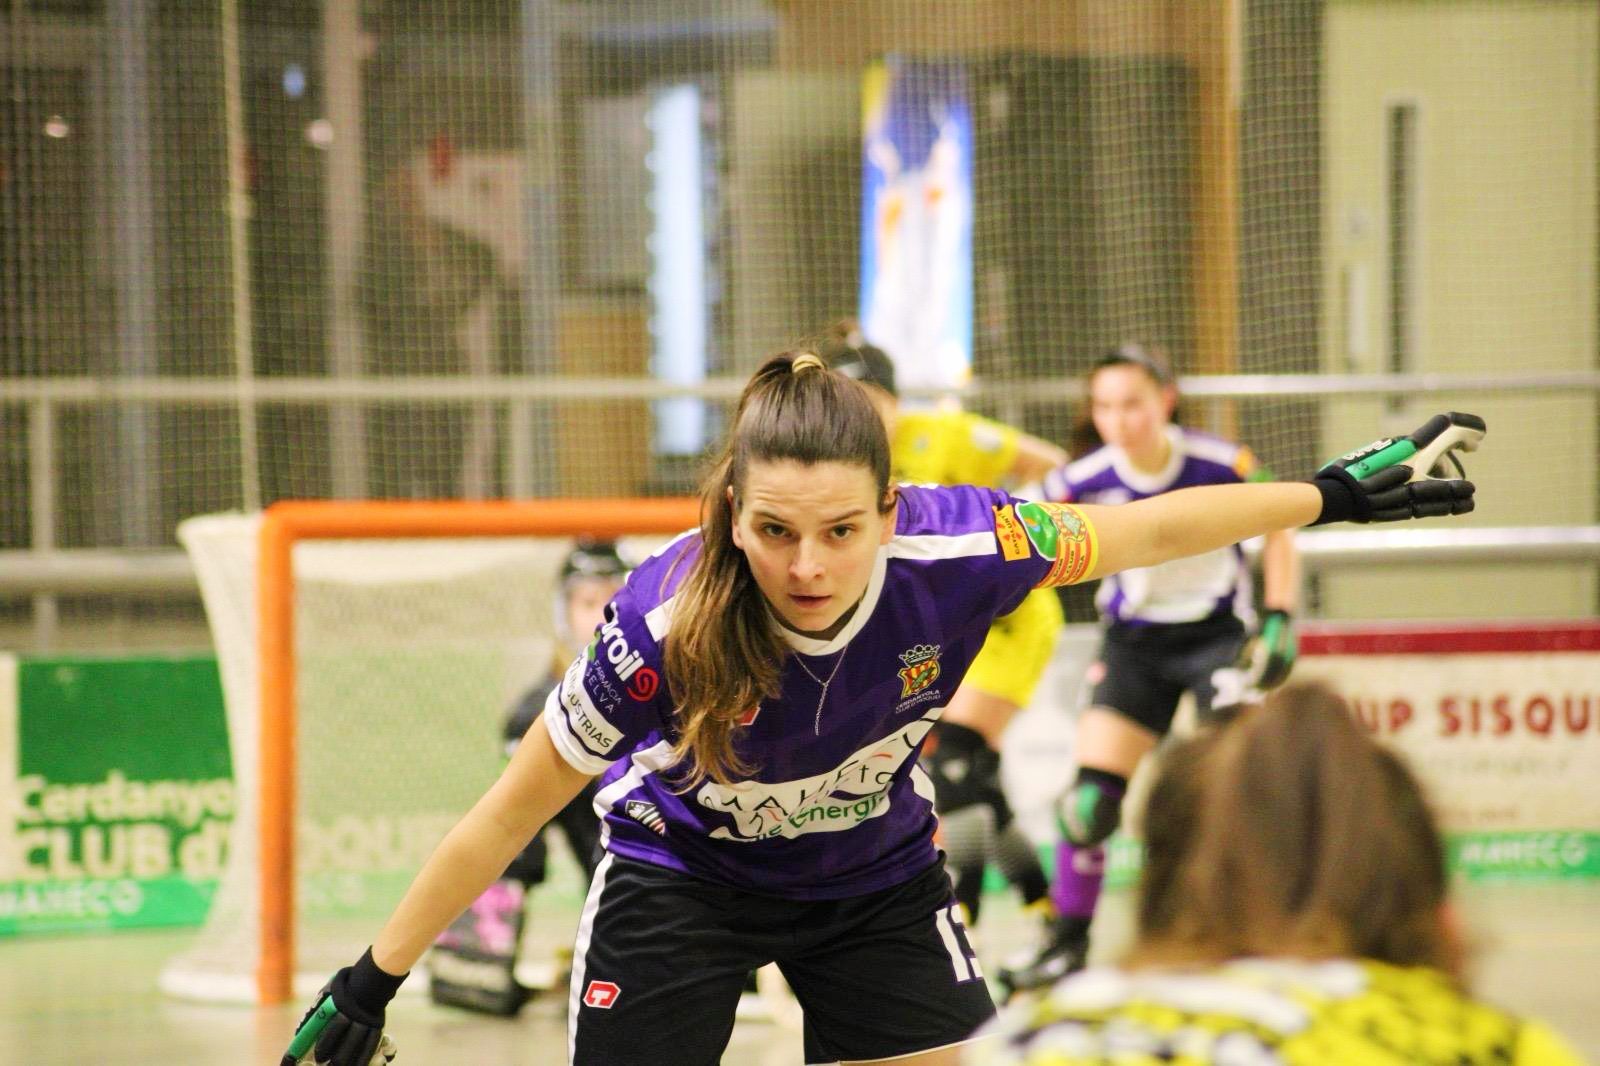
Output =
[
  {"x1": 1056, "y1": 768, "x2": 1128, "y2": 848},
  {"x1": 923, "y1": 721, "x2": 1000, "y2": 814},
  {"x1": 938, "y1": 803, "x2": 995, "y2": 875}
]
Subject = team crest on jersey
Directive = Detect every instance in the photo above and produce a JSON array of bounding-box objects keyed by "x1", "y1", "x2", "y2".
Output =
[
  {"x1": 625, "y1": 800, "x2": 667, "y2": 836},
  {"x1": 897, "y1": 643, "x2": 941, "y2": 698}
]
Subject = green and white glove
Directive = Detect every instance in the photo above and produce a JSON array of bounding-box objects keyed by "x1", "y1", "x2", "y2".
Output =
[
  {"x1": 1239, "y1": 609, "x2": 1296, "y2": 691},
  {"x1": 1310, "y1": 412, "x2": 1484, "y2": 525},
  {"x1": 281, "y1": 948, "x2": 405, "y2": 1066}
]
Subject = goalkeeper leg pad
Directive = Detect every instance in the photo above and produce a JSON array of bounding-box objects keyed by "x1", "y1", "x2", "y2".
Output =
[{"x1": 427, "y1": 877, "x2": 532, "y2": 1016}]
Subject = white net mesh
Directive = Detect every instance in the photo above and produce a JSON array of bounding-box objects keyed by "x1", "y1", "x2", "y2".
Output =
[
  {"x1": 161, "y1": 513, "x2": 663, "y2": 1001},
  {"x1": 1, "y1": 4, "x2": 1591, "y2": 573}
]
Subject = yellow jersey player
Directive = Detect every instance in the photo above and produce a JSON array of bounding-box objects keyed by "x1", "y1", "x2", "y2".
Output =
[{"x1": 824, "y1": 322, "x2": 1067, "y2": 929}]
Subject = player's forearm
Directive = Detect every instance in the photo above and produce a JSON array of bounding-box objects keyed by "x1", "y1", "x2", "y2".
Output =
[
  {"x1": 1082, "y1": 482, "x2": 1320, "y2": 581},
  {"x1": 1261, "y1": 528, "x2": 1300, "y2": 613}
]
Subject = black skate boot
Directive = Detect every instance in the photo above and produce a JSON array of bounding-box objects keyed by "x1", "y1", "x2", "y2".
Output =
[{"x1": 995, "y1": 916, "x2": 1090, "y2": 1001}]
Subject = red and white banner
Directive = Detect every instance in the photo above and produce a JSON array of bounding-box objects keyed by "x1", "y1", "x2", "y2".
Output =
[{"x1": 1297, "y1": 622, "x2": 1600, "y2": 834}]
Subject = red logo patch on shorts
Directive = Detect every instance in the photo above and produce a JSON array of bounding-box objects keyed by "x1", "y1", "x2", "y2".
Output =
[{"x1": 583, "y1": 979, "x2": 621, "y2": 1008}]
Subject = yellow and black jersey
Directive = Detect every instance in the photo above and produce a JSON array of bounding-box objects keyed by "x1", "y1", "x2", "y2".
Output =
[
  {"x1": 893, "y1": 408, "x2": 1022, "y2": 488},
  {"x1": 968, "y1": 958, "x2": 1586, "y2": 1066},
  {"x1": 891, "y1": 407, "x2": 1063, "y2": 706}
]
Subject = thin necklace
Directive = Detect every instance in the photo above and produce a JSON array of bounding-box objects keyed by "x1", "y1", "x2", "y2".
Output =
[{"x1": 793, "y1": 644, "x2": 848, "y2": 735}]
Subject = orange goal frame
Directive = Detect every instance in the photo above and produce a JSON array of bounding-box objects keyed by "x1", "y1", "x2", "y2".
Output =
[{"x1": 255, "y1": 497, "x2": 699, "y2": 1003}]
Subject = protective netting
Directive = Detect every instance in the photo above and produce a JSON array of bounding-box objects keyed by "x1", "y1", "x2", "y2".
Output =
[
  {"x1": 162, "y1": 513, "x2": 666, "y2": 1001},
  {"x1": 1, "y1": 0, "x2": 1595, "y2": 629}
]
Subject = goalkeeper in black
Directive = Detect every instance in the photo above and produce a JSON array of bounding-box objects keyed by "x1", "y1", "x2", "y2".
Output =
[{"x1": 424, "y1": 541, "x2": 625, "y2": 1016}]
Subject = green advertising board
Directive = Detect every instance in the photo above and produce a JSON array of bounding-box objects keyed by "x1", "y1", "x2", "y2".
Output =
[
  {"x1": 0, "y1": 654, "x2": 233, "y2": 936},
  {"x1": 992, "y1": 829, "x2": 1600, "y2": 895}
]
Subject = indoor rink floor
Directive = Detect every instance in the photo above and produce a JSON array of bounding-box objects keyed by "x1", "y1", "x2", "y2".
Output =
[{"x1": 5, "y1": 878, "x2": 1598, "y2": 1066}]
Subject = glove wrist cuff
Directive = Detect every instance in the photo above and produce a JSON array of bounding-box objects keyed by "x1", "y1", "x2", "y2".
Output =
[
  {"x1": 1309, "y1": 471, "x2": 1362, "y2": 526},
  {"x1": 344, "y1": 947, "x2": 407, "y2": 1018}
]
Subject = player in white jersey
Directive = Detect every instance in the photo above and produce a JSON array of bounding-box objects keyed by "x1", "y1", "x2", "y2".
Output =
[
  {"x1": 281, "y1": 352, "x2": 1478, "y2": 1066},
  {"x1": 999, "y1": 343, "x2": 1301, "y2": 997}
]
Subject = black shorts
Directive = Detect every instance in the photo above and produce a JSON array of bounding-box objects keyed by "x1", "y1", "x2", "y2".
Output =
[
  {"x1": 1089, "y1": 615, "x2": 1247, "y2": 734},
  {"x1": 568, "y1": 854, "x2": 995, "y2": 1066}
]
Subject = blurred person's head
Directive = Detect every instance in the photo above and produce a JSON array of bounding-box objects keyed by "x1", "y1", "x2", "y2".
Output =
[
  {"x1": 558, "y1": 540, "x2": 629, "y2": 647},
  {"x1": 1130, "y1": 681, "x2": 1462, "y2": 981},
  {"x1": 1077, "y1": 342, "x2": 1179, "y2": 463},
  {"x1": 820, "y1": 319, "x2": 899, "y2": 428}
]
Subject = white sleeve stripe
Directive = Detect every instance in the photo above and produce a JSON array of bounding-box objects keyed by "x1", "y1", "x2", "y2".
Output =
[
  {"x1": 1183, "y1": 434, "x2": 1245, "y2": 468},
  {"x1": 1065, "y1": 449, "x2": 1116, "y2": 481},
  {"x1": 887, "y1": 531, "x2": 997, "y2": 561},
  {"x1": 546, "y1": 686, "x2": 616, "y2": 776},
  {"x1": 1041, "y1": 469, "x2": 1068, "y2": 501},
  {"x1": 644, "y1": 595, "x2": 675, "y2": 641}
]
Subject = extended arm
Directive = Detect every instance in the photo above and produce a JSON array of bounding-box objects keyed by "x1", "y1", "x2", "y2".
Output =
[
  {"x1": 1073, "y1": 412, "x2": 1481, "y2": 583},
  {"x1": 1261, "y1": 527, "x2": 1299, "y2": 613},
  {"x1": 1080, "y1": 481, "x2": 1320, "y2": 583},
  {"x1": 282, "y1": 715, "x2": 593, "y2": 1065}
]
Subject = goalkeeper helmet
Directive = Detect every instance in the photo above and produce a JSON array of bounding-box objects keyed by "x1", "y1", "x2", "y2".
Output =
[
  {"x1": 555, "y1": 540, "x2": 629, "y2": 649},
  {"x1": 559, "y1": 539, "x2": 628, "y2": 587}
]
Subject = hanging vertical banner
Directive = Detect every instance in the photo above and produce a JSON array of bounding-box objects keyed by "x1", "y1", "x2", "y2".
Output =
[{"x1": 860, "y1": 56, "x2": 974, "y2": 392}]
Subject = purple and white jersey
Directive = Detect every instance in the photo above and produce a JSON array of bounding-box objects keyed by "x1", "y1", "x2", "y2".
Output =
[
  {"x1": 1040, "y1": 424, "x2": 1261, "y2": 626},
  {"x1": 542, "y1": 484, "x2": 1081, "y2": 899}
]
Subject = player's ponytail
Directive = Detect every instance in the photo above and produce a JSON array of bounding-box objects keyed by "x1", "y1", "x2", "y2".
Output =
[{"x1": 664, "y1": 350, "x2": 892, "y2": 787}]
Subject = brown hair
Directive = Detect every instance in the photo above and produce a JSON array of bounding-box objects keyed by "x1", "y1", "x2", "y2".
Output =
[
  {"x1": 662, "y1": 351, "x2": 893, "y2": 787},
  {"x1": 1129, "y1": 681, "x2": 1461, "y2": 980},
  {"x1": 1070, "y1": 341, "x2": 1180, "y2": 459}
]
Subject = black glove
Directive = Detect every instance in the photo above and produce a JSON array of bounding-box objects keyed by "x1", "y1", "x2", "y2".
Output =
[
  {"x1": 1311, "y1": 412, "x2": 1483, "y2": 525},
  {"x1": 1239, "y1": 608, "x2": 1296, "y2": 691},
  {"x1": 281, "y1": 948, "x2": 406, "y2": 1066}
]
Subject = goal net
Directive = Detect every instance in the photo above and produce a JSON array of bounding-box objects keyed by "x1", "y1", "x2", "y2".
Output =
[{"x1": 160, "y1": 499, "x2": 694, "y2": 1004}]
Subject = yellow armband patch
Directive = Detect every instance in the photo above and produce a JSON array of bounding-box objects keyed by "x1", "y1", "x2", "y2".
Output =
[
  {"x1": 1016, "y1": 501, "x2": 1100, "y2": 587},
  {"x1": 993, "y1": 504, "x2": 1031, "y2": 562}
]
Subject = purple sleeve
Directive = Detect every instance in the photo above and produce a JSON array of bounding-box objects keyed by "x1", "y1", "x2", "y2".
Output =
[
  {"x1": 1039, "y1": 464, "x2": 1077, "y2": 503},
  {"x1": 543, "y1": 587, "x2": 668, "y2": 775},
  {"x1": 894, "y1": 484, "x2": 1058, "y2": 620},
  {"x1": 902, "y1": 484, "x2": 1101, "y2": 592}
]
